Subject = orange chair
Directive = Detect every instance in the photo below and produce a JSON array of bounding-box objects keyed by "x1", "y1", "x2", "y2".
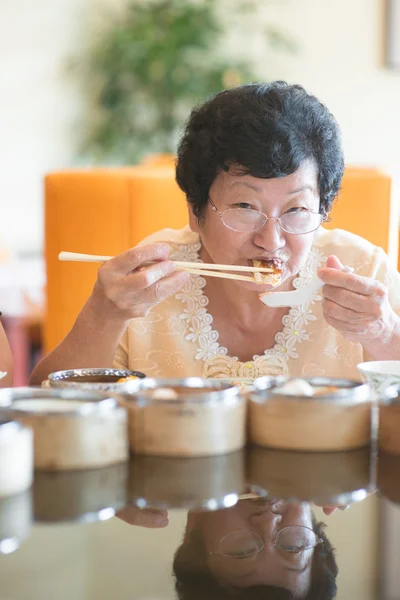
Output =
[
  {"x1": 44, "y1": 166, "x2": 396, "y2": 353},
  {"x1": 326, "y1": 167, "x2": 397, "y2": 262},
  {"x1": 44, "y1": 166, "x2": 188, "y2": 352}
]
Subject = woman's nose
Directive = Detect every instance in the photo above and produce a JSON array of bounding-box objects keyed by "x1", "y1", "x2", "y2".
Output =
[
  {"x1": 281, "y1": 503, "x2": 311, "y2": 527},
  {"x1": 253, "y1": 217, "x2": 285, "y2": 250}
]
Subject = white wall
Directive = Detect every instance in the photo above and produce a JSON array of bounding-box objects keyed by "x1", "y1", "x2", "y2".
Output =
[
  {"x1": 0, "y1": 0, "x2": 85, "y2": 255},
  {"x1": 0, "y1": 0, "x2": 399, "y2": 255},
  {"x1": 259, "y1": 0, "x2": 400, "y2": 172}
]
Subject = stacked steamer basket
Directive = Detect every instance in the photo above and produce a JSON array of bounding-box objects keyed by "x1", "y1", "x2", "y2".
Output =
[
  {"x1": 117, "y1": 378, "x2": 247, "y2": 458},
  {"x1": 248, "y1": 376, "x2": 374, "y2": 452},
  {"x1": 0, "y1": 387, "x2": 128, "y2": 471}
]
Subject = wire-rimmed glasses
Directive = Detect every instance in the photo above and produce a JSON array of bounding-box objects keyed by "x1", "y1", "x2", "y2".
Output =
[
  {"x1": 208, "y1": 526, "x2": 322, "y2": 559},
  {"x1": 208, "y1": 197, "x2": 323, "y2": 235}
]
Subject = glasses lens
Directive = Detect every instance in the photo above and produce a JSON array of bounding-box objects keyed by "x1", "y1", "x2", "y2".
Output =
[
  {"x1": 280, "y1": 211, "x2": 322, "y2": 234},
  {"x1": 276, "y1": 526, "x2": 318, "y2": 553},
  {"x1": 222, "y1": 208, "x2": 266, "y2": 232},
  {"x1": 219, "y1": 531, "x2": 263, "y2": 558}
]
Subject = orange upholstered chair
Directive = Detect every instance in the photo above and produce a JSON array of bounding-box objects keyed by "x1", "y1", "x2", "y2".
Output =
[
  {"x1": 326, "y1": 167, "x2": 397, "y2": 262},
  {"x1": 44, "y1": 166, "x2": 188, "y2": 352},
  {"x1": 44, "y1": 165, "x2": 396, "y2": 353}
]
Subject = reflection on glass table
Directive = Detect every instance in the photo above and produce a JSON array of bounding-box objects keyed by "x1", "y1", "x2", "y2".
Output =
[
  {"x1": 115, "y1": 498, "x2": 341, "y2": 599},
  {"x1": 171, "y1": 498, "x2": 338, "y2": 599},
  {"x1": 3, "y1": 443, "x2": 400, "y2": 600}
]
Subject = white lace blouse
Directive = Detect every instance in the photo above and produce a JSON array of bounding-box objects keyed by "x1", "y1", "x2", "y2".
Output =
[{"x1": 113, "y1": 226, "x2": 400, "y2": 380}]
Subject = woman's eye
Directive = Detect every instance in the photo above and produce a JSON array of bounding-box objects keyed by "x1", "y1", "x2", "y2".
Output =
[
  {"x1": 286, "y1": 207, "x2": 308, "y2": 214},
  {"x1": 234, "y1": 202, "x2": 254, "y2": 210}
]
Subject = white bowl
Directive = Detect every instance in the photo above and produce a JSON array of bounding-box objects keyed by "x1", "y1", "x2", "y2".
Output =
[{"x1": 357, "y1": 361, "x2": 400, "y2": 395}]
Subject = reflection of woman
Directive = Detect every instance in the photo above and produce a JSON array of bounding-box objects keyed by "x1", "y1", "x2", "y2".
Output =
[
  {"x1": 30, "y1": 82, "x2": 400, "y2": 384},
  {"x1": 173, "y1": 499, "x2": 338, "y2": 599}
]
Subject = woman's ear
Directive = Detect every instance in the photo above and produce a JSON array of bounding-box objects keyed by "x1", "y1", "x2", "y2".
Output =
[{"x1": 187, "y1": 202, "x2": 201, "y2": 234}]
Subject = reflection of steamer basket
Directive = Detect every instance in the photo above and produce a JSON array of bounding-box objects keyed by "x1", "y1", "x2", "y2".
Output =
[
  {"x1": 33, "y1": 463, "x2": 128, "y2": 523},
  {"x1": 377, "y1": 452, "x2": 400, "y2": 503},
  {"x1": 249, "y1": 376, "x2": 374, "y2": 452},
  {"x1": 0, "y1": 491, "x2": 32, "y2": 554},
  {"x1": 247, "y1": 446, "x2": 376, "y2": 505},
  {"x1": 128, "y1": 451, "x2": 246, "y2": 510}
]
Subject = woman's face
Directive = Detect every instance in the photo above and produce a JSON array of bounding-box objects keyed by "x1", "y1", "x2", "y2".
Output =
[
  {"x1": 188, "y1": 161, "x2": 321, "y2": 292},
  {"x1": 190, "y1": 498, "x2": 314, "y2": 595}
]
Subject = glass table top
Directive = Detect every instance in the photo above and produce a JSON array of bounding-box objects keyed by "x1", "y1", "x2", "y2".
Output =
[{"x1": 1, "y1": 445, "x2": 400, "y2": 599}]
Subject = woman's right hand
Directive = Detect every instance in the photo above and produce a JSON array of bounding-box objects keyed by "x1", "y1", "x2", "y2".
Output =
[{"x1": 90, "y1": 243, "x2": 189, "y2": 321}]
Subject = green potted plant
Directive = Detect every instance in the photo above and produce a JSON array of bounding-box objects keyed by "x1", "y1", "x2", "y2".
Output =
[{"x1": 75, "y1": 0, "x2": 296, "y2": 164}]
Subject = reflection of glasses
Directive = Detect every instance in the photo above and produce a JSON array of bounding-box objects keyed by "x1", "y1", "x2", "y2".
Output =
[
  {"x1": 208, "y1": 526, "x2": 322, "y2": 559},
  {"x1": 209, "y1": 197, "x2": 323, "y2": 235}
]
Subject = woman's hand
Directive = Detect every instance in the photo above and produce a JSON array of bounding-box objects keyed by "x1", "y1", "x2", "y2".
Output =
[
  {"x1": 316, "y1": 505, "x2": 350, "y2": 516},
  {"x1": 318, "y1": 255, "x2": 399, "y2": 347},
  {"x1": 116, "y1": 506, "x2": 169, "y2": 528},
  {"x1": 91, "y1": 243, "x2": 189, "y2": 321}
]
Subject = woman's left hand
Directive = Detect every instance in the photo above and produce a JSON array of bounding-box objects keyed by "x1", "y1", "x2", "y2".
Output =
[
  {"x1": 116, "y1": 506, "x2": 169, "y2": 528},
  {"x1": 317, "y1": 255, "x2": 398, "y2": 346},
  {"x1": 315, "y1": 504, "x2": 350, "y2": 516}
]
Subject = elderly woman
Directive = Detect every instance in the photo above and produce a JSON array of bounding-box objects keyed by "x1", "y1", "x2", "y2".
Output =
[{"x1": 30, "y1": 82, "x2": 400, "y2": 385}]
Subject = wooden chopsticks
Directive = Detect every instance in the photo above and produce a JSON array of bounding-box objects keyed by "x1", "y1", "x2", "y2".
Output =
[
  {"x1": 58, "y1": 251, "x2": 273, "y2": 283},
  {"x1": 175, "y1": 267, "x2": 255, "y2": 282}
]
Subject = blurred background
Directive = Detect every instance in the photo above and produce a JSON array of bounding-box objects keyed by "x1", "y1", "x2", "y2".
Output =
[{"x1": 1, "y1": 0, "x2": 399, "y2": 255}]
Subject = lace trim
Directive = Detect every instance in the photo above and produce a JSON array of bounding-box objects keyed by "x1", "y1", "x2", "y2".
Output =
[{"x1": 171, "y1": 241, "x2": 326, "y2": 378}]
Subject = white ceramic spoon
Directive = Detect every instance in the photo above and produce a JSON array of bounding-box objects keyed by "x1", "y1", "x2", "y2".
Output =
[{"x1": 259, "y1": 266, "x2": 354, "y2": 308}]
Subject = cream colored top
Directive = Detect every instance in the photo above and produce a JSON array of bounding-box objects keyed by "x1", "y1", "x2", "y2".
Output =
[{"x1": 113, "y1": 226, "x2": 400, "y2": 380}]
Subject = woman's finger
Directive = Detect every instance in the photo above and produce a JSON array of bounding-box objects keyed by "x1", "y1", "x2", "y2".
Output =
[
  {"x1": 116, "y1": 506, "x2": 169, "y2": 528},
  {"x1": 323, "y1": 313, "x2": 362, "y2": 333},
  {"x1": 325, "y1": 255, "x2": 343, "y2": 270},
  {"x1": 106, "y1": 243, "x2": 171, "y2": 275},
  {"x1": 129, "y1": 259, "x2": 177, "y2": 289},
  {"x1": 318, "y1": 268, "x2": 381, "y2": 297},
  {"x1": 322, "y1": 298, "x2": 368, "y2": 322},
  {"x1": 323, "y1": 285, "x2": 380, "y2": 313},
  {"x1": 141, "y1": 270, "x2": 190, "y2": 303}
]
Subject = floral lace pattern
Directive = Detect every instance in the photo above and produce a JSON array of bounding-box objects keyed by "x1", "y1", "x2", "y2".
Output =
[{"x1": 171, "y1": 242, "x2": 327, "y2": 378}]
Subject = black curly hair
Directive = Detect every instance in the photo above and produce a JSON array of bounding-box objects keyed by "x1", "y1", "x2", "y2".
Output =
[
  {"x1": 172, "y1": 517, "x2": 338, "y2": 600},
  {"x1": 176, "y1": 82, "x2": 344, "y2": 221}
]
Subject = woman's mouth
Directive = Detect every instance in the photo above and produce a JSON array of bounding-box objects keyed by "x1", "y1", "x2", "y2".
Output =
[{"x1": 248, "y1": 258, "x2": 284, "y2": 287}]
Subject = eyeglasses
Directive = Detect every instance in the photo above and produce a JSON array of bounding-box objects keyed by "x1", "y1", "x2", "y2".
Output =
[
  {"x1": 208, "y1": 197, "x2": 323, "y2": 235},
  {"x1": 208, "y1": 526, "x2": 321, "y2": 559}
]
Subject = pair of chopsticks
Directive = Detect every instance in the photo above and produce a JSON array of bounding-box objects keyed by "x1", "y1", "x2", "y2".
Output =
[{"x1": 58, "y1": 251, "x2": 274, "y2": 283}]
